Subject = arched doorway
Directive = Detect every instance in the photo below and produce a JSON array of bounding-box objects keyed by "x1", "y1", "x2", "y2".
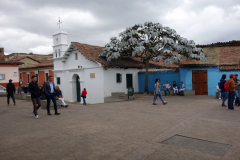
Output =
[
  {"x1": 76, "y1": 75, "x2": 81, "y2": 102},
  {"x1": 72, "y1": 74, "x2": 81, "y2": 102}
]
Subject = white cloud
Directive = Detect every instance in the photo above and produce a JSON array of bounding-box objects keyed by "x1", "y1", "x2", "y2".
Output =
[{"x1": 0, "y1": 0, "x2": 240, "y2": 54}]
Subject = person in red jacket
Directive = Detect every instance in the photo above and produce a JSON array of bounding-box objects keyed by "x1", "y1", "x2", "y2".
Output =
[{"x1": 81, "y1": 88, "x2": 87, "y2": 105}]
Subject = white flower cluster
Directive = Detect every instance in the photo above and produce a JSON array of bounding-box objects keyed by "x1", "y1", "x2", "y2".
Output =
[{"x1": 100, "y1": 22, "x2": 206, "y2": 65}]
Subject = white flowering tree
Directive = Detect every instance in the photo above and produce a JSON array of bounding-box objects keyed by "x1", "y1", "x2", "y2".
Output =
[{"x1": 100, "y1": 22, "x2": 206, "y2": 93}]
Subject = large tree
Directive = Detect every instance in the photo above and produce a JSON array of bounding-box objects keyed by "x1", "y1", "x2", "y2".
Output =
[{"x1": 100, "y1": 22, "x2": 206, "y2": 93}]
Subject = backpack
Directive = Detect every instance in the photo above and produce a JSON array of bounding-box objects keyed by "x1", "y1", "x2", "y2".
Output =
[{"x1": 224, "y1": 81, "x2": 231, "y2": 91}]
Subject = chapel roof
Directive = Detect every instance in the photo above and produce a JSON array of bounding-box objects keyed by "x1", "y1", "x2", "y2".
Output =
[{"x1": 71, "y1": 42, "x2": 176, "y2": 69}]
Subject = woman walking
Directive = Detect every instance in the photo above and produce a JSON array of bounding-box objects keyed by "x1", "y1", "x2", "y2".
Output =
[
  {"x1": 153, "y1": 78, "x2": 167, "y2": 105},
  {"x1": 220, "y1": 74, "x2": 227, "y2": 107}
]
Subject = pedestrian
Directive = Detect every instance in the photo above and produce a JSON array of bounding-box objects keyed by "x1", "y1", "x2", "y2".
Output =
[
  {"x1": 172, "y1": 81, "x2": 178, "y2": 95},
  {"x1": 81, "y1": 88, "x2": 87, "y2": 105},
  {"x1": 220, "y1": 74, "x2": 227, "y2": 107},
  {"x1": 29, "y1": 75, "x2": 41, "y2": 119},
  {"x1": 234, "y1": 74, "x2": 240, "y2": 106},
  {"x1": 179, "y1": 82, "x2": 185, "y2": 95},
  {"x1": 227, "y1": 74, "x2": 240, "y2": 110},
  {"x1": 17, "y1": 84, "x2": 23, "y2": 94},
  {"x1": 6, "y1": 79, "x2": 16, "y2": 106},
  {"x1": 19, "y1": 79, "x2": 23, "y2": 85},
  {"x1": 153, "y1": 78, "x2": 167, "y2": 105},
  {"x1": 43, "y1": 76, "x2": 60, "y2": 115},
  {"x1": 55, "y1": 86, "x2": 69, "y2": 108},
  {"x1": 216, "y1": 83, "x2": 221, "y2": 99},
  {"x1": 163, "y1": 81, "x2": 171, "y2": 96}
]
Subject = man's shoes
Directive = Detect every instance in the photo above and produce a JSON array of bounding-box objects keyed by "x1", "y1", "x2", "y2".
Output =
[
  {"x1": 47, "y1": 113, "x2": 52, "y2": 115},
  {"x1": 65, "y1": 105, "x2": 69, "y2": 108},
  {"x1": 168, "y1": 95, "x2": 170, "y2": 96},
  {"x1": 163, "y1": 102, "x2": 167, "y2": 105},
  {"x1": 229, "y1": 109, "x2": 238, "y2": 111},
  {"x1": 153, "y1": 103, "x2": 157, "y2": 105},
  {"x1": 219, "y1": 98, "x2": 221, "y2": 99},
  {"x1": 55, "y1": 113, "x2": 61, "y2": 115},
  {"x1": 222, "y1": 105, "x2": 227, "y2": 107},
  {"x1": 14, "y1": 103, "x2": 16, "y2": 106},
  {"x1": 35, "y1": 115, "x2": 39, "y2": 119}
]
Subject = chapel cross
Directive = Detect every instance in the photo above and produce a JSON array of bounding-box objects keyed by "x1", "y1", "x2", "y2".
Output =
[{"x1": 57, "y1": 17, "x2": 62, "y2": 29}]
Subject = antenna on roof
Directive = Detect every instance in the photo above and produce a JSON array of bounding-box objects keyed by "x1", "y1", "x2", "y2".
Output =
[{"x1": 57, "y1": 17, "x2": 62, "y2": 29}]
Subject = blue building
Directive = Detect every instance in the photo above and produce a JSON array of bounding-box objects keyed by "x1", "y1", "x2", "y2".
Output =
[{"x1": 138, "y1": 40, "x2": 240, "y2": 95}]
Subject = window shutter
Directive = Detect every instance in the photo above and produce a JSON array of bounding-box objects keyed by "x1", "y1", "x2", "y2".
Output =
[
  {"x1": 116, "y1": 73, "x2": 122, "y2": 83},
  {"x1": 57, "y1": 77, "x2": 60, "y2": 84}
]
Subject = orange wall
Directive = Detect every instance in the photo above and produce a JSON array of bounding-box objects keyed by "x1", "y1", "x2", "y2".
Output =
[
  {"x1": 22, "y1": 72, "x2": 27, "y2": 84},
  {"x1": 49, "y1": 70, "x2": 54, "y2": 79},
  {"x1": 38, "y1": 71, "x2": 45, "y2": 86}
]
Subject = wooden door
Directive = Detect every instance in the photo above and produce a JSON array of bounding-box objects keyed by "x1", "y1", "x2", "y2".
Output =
[
  {"x1": 192, "y1": 70, "x2": 208, "y2": 95},
  {"x1": 76, "y1": 76, "x2": 81, "y2": 102}
]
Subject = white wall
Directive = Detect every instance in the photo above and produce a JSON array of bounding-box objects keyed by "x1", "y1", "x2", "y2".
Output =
[
  {"x1": 54, "y1": 67, "x2": 104, "y2": 104},
  {"x1": 0, "y1": 67, "x2": 19, "y2": 83},
  {"x1": 103, "y1": 68, "x2": 139, "y2": 97},
  {"x1": 63, "y1": 51, "x2": 99, "y2": 70}
]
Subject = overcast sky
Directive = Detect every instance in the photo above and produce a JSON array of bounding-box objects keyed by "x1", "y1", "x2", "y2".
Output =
[{"x1": 0, "y1": 0, "x2": 240, "y2": 55}]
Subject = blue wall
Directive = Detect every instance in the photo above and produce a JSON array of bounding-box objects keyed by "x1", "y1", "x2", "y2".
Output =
[
  {"x1": 138, "y1": 72, "x2": 180, "y2": 93},
  {"x1": 179, "y1": 67, "x2": 240, "y2": 95},
  {"x1": 138, "y1": 67, "x2": 240, "y2": 95}
]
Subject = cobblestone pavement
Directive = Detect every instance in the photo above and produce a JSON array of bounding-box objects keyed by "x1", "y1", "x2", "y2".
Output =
[{"x1": 0, "y1": 95, "x2": 240, "y2": 160}]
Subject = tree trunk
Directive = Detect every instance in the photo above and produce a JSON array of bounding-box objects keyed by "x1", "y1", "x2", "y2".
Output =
[{"x1": 144, "y1": 59, "x2": 150, "y2": 93}]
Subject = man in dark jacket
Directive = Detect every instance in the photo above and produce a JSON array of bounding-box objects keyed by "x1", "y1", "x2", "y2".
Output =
[
  {"x1": 220, "y1": 74, "x2": 227, "y2": 107},
  {"x1": 6, "y1": 79, "x2": 16, "y2": 106},
  {"x1": 43, "y1": 76, "x2": 60, "y2": 115},
  {"x1": 29, "y1": 75, "x2": 41, "y2": 119}
]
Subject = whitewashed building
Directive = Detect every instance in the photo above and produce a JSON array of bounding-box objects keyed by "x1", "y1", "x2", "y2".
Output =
[{"x1": 52, "y1": 30, "x2": 166, "y2": 104}]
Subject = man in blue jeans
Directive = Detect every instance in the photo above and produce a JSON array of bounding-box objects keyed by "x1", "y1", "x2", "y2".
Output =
[
  {"x1": 234, "y1": 74, "x2": 240, "y2": 106},
  {"x1": 43, "y1": 76, "x2": 60, "y2": 115},
  {"x1": 163, "y1": 81, "x2": 171, "y2": 96}
]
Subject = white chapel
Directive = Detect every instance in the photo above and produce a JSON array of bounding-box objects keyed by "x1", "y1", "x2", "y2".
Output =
[{"x1": 52, "y1": 28, "x2": 162, "y2": 104}]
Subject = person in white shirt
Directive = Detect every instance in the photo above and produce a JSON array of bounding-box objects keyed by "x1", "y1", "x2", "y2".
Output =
[
  {"x1": 179, "y1": 82, "x2": 185, "y2": 95},
  {"x1": 163, "y1": 81, "x2": 171, "y2": 96},
  {"x1": 217, "y1": 83, "x2": 221, "y2": 99},
  {"x1": 172, "y1": 81, "x2": 178, "y2": 95}
]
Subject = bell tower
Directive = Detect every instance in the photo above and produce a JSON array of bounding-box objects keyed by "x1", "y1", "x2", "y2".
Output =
[{"x1": 52, "y1": 18, "x2": 68, "y2": 58}]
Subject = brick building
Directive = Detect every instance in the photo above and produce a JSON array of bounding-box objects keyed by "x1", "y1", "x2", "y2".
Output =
[{"x1": 8, "y1": 56, "x2": 54, "y2": 86}]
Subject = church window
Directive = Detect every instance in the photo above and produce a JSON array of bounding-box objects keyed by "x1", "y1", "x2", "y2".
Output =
[
  {"x1": 116, "y1": 73, "x2": 122, "y2": 83},
  {"x1": 75, "y1": 53, "x2": 78, "y2": 60},
  {"x1": 56, "y1": 38, "x2": 58, "y2": 44},
  {"x1": 57, "y1": 77, "x2": 60, "y2": 84},
  {"x1": 58, "y1": 49, "x2": 60, "y2": 57},
  {"x1": 55, "y1": 50, "x2": 57, "y2": 58}
]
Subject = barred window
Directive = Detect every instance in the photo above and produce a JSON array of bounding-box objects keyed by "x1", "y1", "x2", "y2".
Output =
[{"x1": 116, "y1": 73, "x2": 122, "y2": 83}]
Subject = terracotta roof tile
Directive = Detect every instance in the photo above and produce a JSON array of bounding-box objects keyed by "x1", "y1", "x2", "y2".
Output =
[
  {"x1": 219, "y1": 64, "x2": 240, "y2": 71},
  {"x1": 9, "y1": 56, "x2": 42, "y2": 63},
  {"x1": 19, "y1": 62, "x2": 53, "y2": 69},
  {"x1": 196, "y1": 40, "x2": 240, "y2": 48},
  {"x1": 71, "y1": 42, "x2": 175, "y2": 69},
  {"x1": 0, "y1": 61, "x2": 24, "y2": 65}
]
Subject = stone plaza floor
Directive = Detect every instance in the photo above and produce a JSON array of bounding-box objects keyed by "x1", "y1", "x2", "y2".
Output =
[{"x1": 0, "y1": 94, "x2": 240, "y2": 160}]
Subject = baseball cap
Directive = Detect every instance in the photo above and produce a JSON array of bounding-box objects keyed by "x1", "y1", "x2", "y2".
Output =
[
  {"x1": 230, "y1": 74, "x2": 234, "y2": 78},
  {"x1": 235, "y1": 74, "x2": 238, "y2": 76}
]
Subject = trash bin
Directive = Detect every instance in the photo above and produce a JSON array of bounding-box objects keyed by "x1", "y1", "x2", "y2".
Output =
[{"x1": 128, "y1": 87, "x2": 135, "y2": 100}]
